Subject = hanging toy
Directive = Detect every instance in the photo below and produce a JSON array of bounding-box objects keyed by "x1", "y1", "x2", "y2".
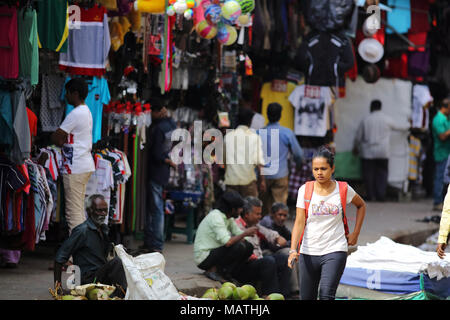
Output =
[
  {"x1": 217, "y1": 24, "x2": 238, "y2": 45},
  {"x1": 134, "y1": 0, "x2": 166, "y2": 13},
  {"x1": 174, "y1": 0, "x2": 188, "y2": 14},
  {"x1": 196, "y1": 20, "x2": 218, "y2": 39},
  {"x1": 184, "y1": 8, "x2": 194, "y2": 19},
  {"x1": 204, "y1": 4, "x2": 222, "y2": 24},
  {"x1": 167, "y1": 5, "x2": 176, "y2": 16},
  {"x1": 168, "y1": 0, "x2": 197, "y2": 20},
  {"x1": 237, "y1": 0, "x2": 255, "y2": 14},
  {"x1": 237, "y1": 13, "x2": 250, "y2": 26},
  {"x1": 221, "y1": 0, "x2": 241, "y2": 23}
]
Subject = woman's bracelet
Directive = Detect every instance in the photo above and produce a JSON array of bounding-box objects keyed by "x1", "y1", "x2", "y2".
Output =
[{"x1": 288, "y1": 249, "x2": 297, "y2": 255}]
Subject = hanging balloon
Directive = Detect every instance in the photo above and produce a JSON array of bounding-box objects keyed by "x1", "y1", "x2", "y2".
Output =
[
  {"x1": 221, "y1": 0, "x2": 241, "y2": 22},
  {"x1": 169, "y1": 0, "x2": 177, "y2": 4},
  {"x1": 237, "y1": 0, "x2": 255, "y2": 14},
  {"x1": 167, "y1": 5, "x2": 176, "y2": 15},
  {"x1": 174, "y1": 0, "x2": 188, "y2": 14},
  {"x1": 184, "y1": 8, "x2": 194, "y2": 19},
  {"x1": 204, "y1": 4, "x2": 221, "y2": 24},
  {"x1": 196, "y1": 20, "x2": 218, "y2": 39},
  {"x1": 217, "y1": 24, "x2": 237, "y2": 45},
  {"x1": 220, "y1": 16, "x2": 233, "y2": 25},
  {"x1": 186, "y1": 0, "x2": 197, "y2": 8}
]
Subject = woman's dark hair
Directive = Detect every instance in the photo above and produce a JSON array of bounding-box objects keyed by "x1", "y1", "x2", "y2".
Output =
[
  {"x1": 216, "y1": 190, "x2": 245, "y2": 215},
  {"x1": 267, "y1": 103, "x2": 282, "y2": 123},
  {"x1": 312, "y1": 146, "x2": 335, "y2": 167},
  {"x1": 65, "y1": 78, "x2": 88, "y2": 100}
]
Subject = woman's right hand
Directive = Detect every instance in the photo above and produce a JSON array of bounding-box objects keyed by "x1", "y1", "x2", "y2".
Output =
[{"x1": 287, "y1": 251, "x2": 299, "y2": 269}]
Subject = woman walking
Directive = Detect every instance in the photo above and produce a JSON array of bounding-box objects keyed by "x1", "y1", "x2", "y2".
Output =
[{"x1": 288, "y1": 147, "x2": 366, "y2": 300}]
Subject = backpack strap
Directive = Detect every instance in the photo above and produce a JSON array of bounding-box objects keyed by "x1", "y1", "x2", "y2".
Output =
[
  {"x1": 297, "y1": 181, "x2": 314, "y2": 253},
  {"x1": 337, "y1": 181, "x2": 350, "y2": 236}
]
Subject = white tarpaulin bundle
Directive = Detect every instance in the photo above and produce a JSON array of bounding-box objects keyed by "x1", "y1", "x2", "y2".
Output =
[
  {"x1": 346, "y1": 237, "x2": 450, "y2": 280},
  {"x1": 340, "y1": 237, "x2": 450, "y2": 297}
]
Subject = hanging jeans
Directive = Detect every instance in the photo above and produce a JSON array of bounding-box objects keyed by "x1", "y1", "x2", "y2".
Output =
[
  {"x1": 298, "y1": 251, "x2": 347, "y2": 300},
  {"x1": 144, "y1": 180, "x2": 164, "y2": 251},
  {"x1": 434, "y1": 159, "x2": 447, "y2": 205}
]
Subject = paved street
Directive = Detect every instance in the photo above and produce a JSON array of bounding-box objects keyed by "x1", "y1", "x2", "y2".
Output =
[{"x1": 0, "y1": 198, "x2": 441, "y2": 300}]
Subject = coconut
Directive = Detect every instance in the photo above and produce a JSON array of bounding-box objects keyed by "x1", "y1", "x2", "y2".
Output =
[
  {"x1": 267, "y1": 293, "x2": 285, "y2": 300},
  {"x1": 218, "y1": 286, "x2": 234, "y2": 300},
  {"x1": 202, "y1": 288, "x2": 219, "y2": 300},
  {"x1": 241, "y1": 284, "x2": 256, "y2": 299},
  {"x1": 233, "y1": 287, "x2": 249, "y2": 300}
]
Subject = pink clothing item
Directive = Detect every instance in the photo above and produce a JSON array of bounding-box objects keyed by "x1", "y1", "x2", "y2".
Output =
[
  {"x1": 0, "y1": 249, "x2": 21, "y2": 264},
  {"x1": 0, "y1": 6, "x2": 18, "y2": 79}
]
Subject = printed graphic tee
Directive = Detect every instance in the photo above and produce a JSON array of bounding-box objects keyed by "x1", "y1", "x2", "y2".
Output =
[
  {"x1": 296, "y1": 181, "x2": 356, "y2": 255},
  {"x1": 289, "y1": 85, "x2": 332, "y2": 137},
  {"x1": 59, "y1": 104, "x2": 95, "y2": 175}
]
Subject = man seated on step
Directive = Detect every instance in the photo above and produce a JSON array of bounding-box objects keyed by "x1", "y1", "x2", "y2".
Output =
[
  {"x1": 53, "y1": 194, "x2": 127, "y2": 297},
  {"x1": 193, "y1": 190, "x2": 257, "y2": 283},
  {"x1": 234, "y1": 197, "x2": 293, "y2": 298}
]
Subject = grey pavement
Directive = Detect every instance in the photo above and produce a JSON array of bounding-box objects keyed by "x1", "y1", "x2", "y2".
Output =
[{"x1": 0, "y1": 198, "x2": 441, "y2": 300}]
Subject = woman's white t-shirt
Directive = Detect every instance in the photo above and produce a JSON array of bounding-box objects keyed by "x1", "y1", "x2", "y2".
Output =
[{"x1": 296, "y1": 181, "x2": 356, "y2": 255}]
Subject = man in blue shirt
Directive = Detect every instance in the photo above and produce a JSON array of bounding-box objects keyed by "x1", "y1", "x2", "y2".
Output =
[{"x1": 258, "y1": 103, "x2": 303, "y2": 215}]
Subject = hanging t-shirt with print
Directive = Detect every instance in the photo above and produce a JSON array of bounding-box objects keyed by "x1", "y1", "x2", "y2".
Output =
[
  {"x1": 289, "y1": 85, "x2": 332, "y2": 137},
  {"x1": 59, "y1": 105, "x2": 95, "y2": 175},
  {"x1": 296, "y1": 181, "x2": 356, "y2": 255},
  {"x1": 62, "y1": 76, "x2": 111, "y2": 143}
]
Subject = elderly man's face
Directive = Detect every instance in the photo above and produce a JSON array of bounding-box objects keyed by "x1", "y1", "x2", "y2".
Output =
[
  {"x1": 245, "y1": 206, "x2": 262, "y2": 227},
  {"x1": 90, "y1": 198, "x2": 108, "y2": 226},
  {"x1": 273, "y1": 209, "x2": 288, "y2": 226}
]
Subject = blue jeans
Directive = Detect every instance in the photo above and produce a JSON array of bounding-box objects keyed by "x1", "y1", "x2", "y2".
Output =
[
  {"x1": 144, "y1": 181, "x2": 165, "y2": 251},
  {"x1": 298, "y1": 251, "x2": 347, "y2": 300},
  {"x1": 433, "y1": 159, "x2": 447, "y2": 205}
]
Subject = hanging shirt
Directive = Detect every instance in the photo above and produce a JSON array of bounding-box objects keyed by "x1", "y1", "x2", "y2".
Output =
[
  {"x1": 288, "y1": 85, "x2": 332, "y2": 137},
  {"x1": 296, "y1": 181, "x2": 356, "y2": 255},
  {"x1": 37, "y1": 0, "x2": 69, "y2": 52},
  {"x1": 260, "y1": 81, "x2": 296, "y2": 130},
  {"x1": 59, "y1": 105, "x2": 95, "y2": 175},
  {"x1": 59, "y1": 4, "x2": 111, "y2": 76},
  {"x1": 18, "y1": 8, "x2": 39, "y2": 86},
  {"x1": 62, "y1": 76, "x2": 111, "y2": 143},
  {"x1": 411, "y1": 84, "x2": 432, "y2": 130},
  {"x1": 40, "y1": 74, "x2": 66, "y2": 132},
  {"x1": 26, "y1": 107, "x2": 37, "y2": 150},
  {"x1": 386, "y1": 0, "x2": 411, "y2": 34},
  {"x1": 0, "y1": 6, "x2": 19, "y2": 79}
]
